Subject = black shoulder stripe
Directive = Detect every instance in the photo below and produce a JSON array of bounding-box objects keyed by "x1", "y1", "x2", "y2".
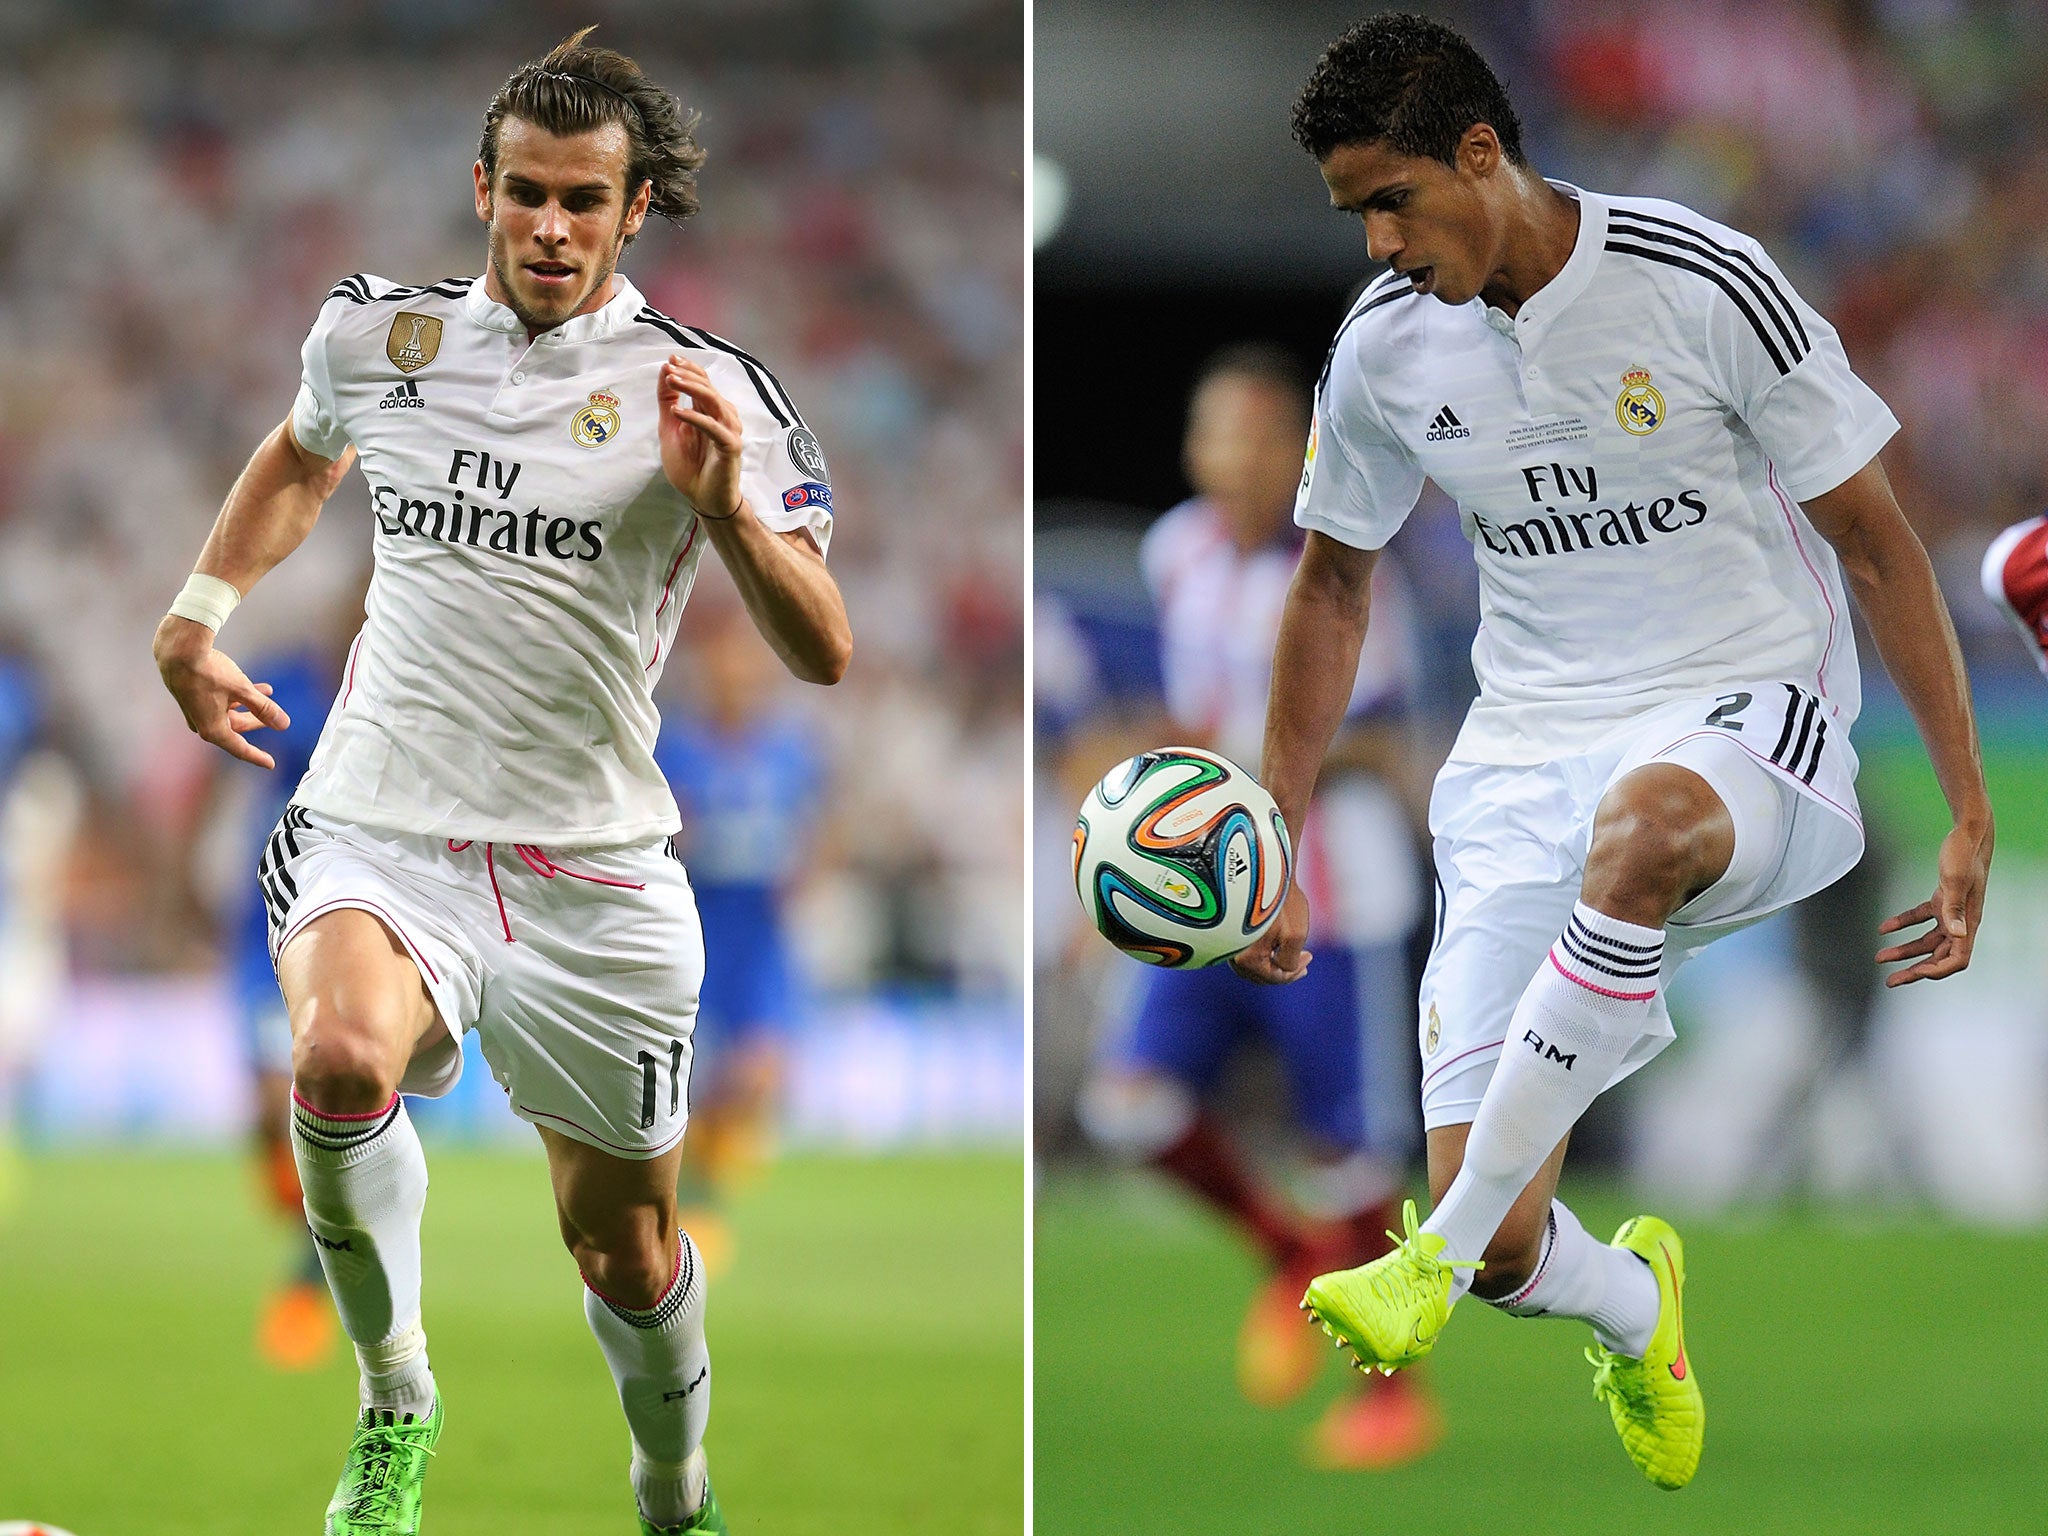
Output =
[
  {"x1": 329, "y1": 276, "x2": 470, "y2": 307},
  {"x1": 683, "y1": 325, "x2": 803, "y2": 430},
  {"x1": 1604, "y1": 242, "x2": 1792, "y2": 376},
  {"x1": 1608, "y1": 216, "x2": 1806, "y2": 365},
  {"x1": 634, "y1": 309, "x2": 702, "y2": 350},
  {"x1": 1607, "y1": 208, "x2": 1810, "y2": 353},
  {"x1": 634, "y1": 308, "x2": 802, "y2": 430},
  {"x1": 1317, "y1": 279, "x2": 1420, "y2": 390}
]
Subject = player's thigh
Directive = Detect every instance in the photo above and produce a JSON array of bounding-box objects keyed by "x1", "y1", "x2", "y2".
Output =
[{"x1": 277, "y1": 908, "x2": 442, "y2": 1086}]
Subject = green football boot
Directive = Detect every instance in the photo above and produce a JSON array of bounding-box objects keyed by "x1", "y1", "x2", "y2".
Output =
[
  {"x1": 1587, "y1": 1215, "x2": 1704, "y2": 1490},
  {"x1": 640, "y1": 1479, "x2": 727, "y2": 1534},
  {"x1": 325, "y1": 1397, "x2": 442, "y2": 1535},
  {"x1": 1300, "y1": 1198, "x2": 1482, "y2": 1375}
]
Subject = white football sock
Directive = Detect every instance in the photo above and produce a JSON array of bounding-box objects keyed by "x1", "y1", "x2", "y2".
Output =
[
  {"x1": 1425, "y1": 903, "x2": 1663, "y2": 1296},
  {"x1": 585, "y1": 1231, "x2": 711, "y2": 1526},
  {"x1": 290, "y1": 1089, "x2": 436, "y2": 1418},
  {"x1": 1484, "y1": 1199, "x2": 1661, "y2": 1356}
]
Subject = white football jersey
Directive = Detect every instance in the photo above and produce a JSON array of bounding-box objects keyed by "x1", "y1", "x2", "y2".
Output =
[
  {"x1": 1297, "y1": 183, "x2": 1897, "y2": 765},
  {"x1": 288, "y1": 272, "x2": 833, "y2": 845}
]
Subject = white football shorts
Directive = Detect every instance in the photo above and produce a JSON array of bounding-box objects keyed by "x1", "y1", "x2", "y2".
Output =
[
  {"x1": 1417, "y1": 682, "x2": 1864, "y2": 1130},
  {"x1": 259, "y1": 806, "x2": 704, "y2": 1158}
]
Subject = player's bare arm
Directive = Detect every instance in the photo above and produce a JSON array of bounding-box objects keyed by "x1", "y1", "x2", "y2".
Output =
[
  {"x1": 1803, "y1": 456, "x2": 1993, "y2": 985},
  {"x1": 152, "y1": 419, "x2": 356, "y2": 770},
  {"x1": 657, "y1": 353, "x2": 852, "y2": 685},
  {"x1": 1231, "y1": 530, "x2": 1379, "y2": 985}
]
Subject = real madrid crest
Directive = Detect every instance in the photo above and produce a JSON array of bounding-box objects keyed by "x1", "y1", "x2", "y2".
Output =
[
  {"x1": 1425, "y1": 1001, "x2": 1442, "y2": 1055},
  {"x1": 572, "y1": 388, "x2": 623, "y2": 448},
  {"x1": 1615, "y1": 366, "x2": 1664, "y2": 436},
  {"x1": 386, "y1": 312, "x2": 442, "y2": 374}
]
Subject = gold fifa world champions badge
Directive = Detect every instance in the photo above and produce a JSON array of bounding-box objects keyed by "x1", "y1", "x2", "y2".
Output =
[
  {"x1": 572, "y1": 389, "x2": 623, "y2": 448},
  {"x1": 1615, "y1": 366, "x2": 1665, "y2": 436},
  {"x1": 386, "y1": 312, "x2": 443, "y2": 374}
]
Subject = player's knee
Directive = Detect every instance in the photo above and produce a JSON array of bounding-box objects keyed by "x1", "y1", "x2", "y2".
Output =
[
  {"x1": 1076, "y1": 1069, "x2": 1194, "y2": 1161},
  {"x1": 290, "y1": 1001, "x2": 402, "y2": 1112},
  {"x1": 1584, "y1": 773, "x2": 1730, "y2": 919},
  {"x1": 571, "y1": 1221, "x2": 674, "y2": 1311}
]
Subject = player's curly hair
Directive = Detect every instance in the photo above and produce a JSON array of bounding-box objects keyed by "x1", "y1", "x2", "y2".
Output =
[
  {"x1": 480, "y1": 27, "x2": 706, "y2": 237},
  {"x1": 1291, "y1": 13, "x2": 1525, "y2": 169}
]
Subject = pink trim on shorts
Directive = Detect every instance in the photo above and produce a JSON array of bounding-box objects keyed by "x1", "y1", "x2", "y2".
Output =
[
  {"x1": 278, "y1": 898, "x2": 442, "y2": 985},
  {"x1": 1549, "y1": 950, "x2": 1656, "y2": 1001},
  {"x1": 484, "y1": 844, "x2": 513, "y2": 942},
  {"x1": 582, "y1": 1231, "x2": 685, "y2": 1311},
  {"x1": 518, "y1": 1102, "x2": 686, "y2": 1159},
  {"x1": 1421, "y1": 1037, "x2": 1508, "y2": 1090},
  {"x1": 1767, "y1": 464, "x2": 1838, "y2": 698},
  {"x1": 290, "y1": 1087, "x2": 398, "y2": 1122},
  {"x1": 1648, "y1": 728, "x2": 1863, "y2": 828}
]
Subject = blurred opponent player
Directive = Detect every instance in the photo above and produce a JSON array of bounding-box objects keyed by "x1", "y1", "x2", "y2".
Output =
[
  {"x1": 653, "y1": 604, "x2": 825, "y2": 1271},
  {"x1": 1981, "y1": 512, "x2": 2048, "y2": 677},
  {"x1": 1079, "y1": 344, "x2": 1440, "y2": 1468},
  {"x1": 1234, "y1": 14, "x2": 1992, "y2": 1491},
  {"x1": 153, "y1": 30, "x2": 849, "y2": 1536}
]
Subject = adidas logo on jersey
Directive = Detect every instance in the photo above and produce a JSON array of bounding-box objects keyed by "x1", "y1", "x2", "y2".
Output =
[
  {"x1": 379, "y1": 380, "x2": 425, "y2": 410},
  {"x1": 1424, "y1": 405, "x2": 1470, "y2": 441}
]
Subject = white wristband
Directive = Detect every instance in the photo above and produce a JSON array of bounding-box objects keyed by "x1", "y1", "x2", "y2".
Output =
[{"x1": 167, "y1": 573, "x2": 243, "y2": 634}]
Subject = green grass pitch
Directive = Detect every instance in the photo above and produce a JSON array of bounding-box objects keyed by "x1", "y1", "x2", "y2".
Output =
[
  {"x1": 1036, "y1": 1171, "x2": 2048, "y2": 1536},
  {"x1": 0, "y1": 1149, "x2": 1023, "y2": 1535}
]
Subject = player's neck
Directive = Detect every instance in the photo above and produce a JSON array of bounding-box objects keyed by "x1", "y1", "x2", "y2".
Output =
[
  {"x1": 1478, "y1": 174, "x2": 1580, "y2": 320},
  {"x1": 482, "y1": 267, "x2": 624, "y2": 341}
]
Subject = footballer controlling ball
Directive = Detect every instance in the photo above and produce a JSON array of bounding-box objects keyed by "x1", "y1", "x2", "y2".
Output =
[{"x1": 1072, "y1": 746, "x2": 1291, "y2": 968}]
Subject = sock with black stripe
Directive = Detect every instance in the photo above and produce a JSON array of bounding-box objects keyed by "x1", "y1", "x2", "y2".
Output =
[
  {"x1": 290, "y1": 1089, "x2": 435, "y2": 1418},
  {"x1": 1424, "y1": 902, "x2": 1664, "y2": 1297},
  {"x1": 585, "y1": 1231, "x2": 711, "y2": 1526},
  {"x1": 1482, "y1": 1198, "x2": 1660, "y2": 1355}
]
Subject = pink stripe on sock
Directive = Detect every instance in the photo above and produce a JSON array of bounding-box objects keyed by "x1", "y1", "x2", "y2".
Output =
[
  {"x1": 583, "y1": 1233, "x2": 685, "y2": 1313},
  {"x1": 291, "y1": 1087, "x2": 398, "y2": 1122},
  {"x1": 1548, "y1": 950, "x2": 1656, "y2": 1002}
]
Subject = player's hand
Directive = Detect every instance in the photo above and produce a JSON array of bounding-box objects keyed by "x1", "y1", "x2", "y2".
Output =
[
  {"x1": 1230, "y1": 883, "x2": 1312, "y2": 985},
  {"x1": 154, "y1": 619, "x2": 290, "y2": 769},
  {"x1": 1875, "y1": 816, "x2": 1994, "y2": 986},
  {"x1": 657, "y1": 355, "x2": 745, "y2": 521}
]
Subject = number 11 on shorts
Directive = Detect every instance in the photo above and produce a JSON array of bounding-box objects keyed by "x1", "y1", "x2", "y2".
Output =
[{"x1": 636, "y1": 1041, "x2": 687, "y2": 1129}]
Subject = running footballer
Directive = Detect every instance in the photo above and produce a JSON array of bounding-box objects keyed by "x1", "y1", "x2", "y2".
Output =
[
  {"x1": 1232, "y1": 13, "x2": 1992, "y2": 1490},
  {"x1": 153, "y1": 31, "x2": 849, "y2": 1536}
]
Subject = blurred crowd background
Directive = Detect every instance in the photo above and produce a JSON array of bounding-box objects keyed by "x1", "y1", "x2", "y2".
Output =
[
  {"x1": 1036, "y1": 0, "x2": 2048, "y2": 1221},
  {"x1": 0, "y1": 0, "x2": 1023, "y2": 1152}
]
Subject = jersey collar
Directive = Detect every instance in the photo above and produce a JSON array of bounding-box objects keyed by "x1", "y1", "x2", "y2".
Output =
[
  {"x1": 461, "y1": 272, "x2": 645, "y2": 343},
  {"x1": 1492, "y1": 180, "x2": 1607, "y2": 334}
]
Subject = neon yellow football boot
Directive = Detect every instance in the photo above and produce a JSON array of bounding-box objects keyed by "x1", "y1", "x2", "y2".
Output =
[
  {"x1": 1300, "y1": 1199, "x2": 1482, "y2": 1375},
  {"x1": 1587, "y1": 1215, "x2": 1703, "y2": 1490}
]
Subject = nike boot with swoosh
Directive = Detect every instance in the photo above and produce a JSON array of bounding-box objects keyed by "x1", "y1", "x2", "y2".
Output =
[
  {"x1": 1587, "y1": 1215, "x2": 1703, "y2": 1490},
  {"x1": 1300, "y1": 1199, "x2": 1482, "y2": 1375}
]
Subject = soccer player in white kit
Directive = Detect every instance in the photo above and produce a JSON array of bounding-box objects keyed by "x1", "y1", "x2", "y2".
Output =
[
  {"x1": 152, "y1": 31, "x2": 848, "y2": 1536},
  {"x1": 1231, "y1": 15, "x2": 1993, "y2": 1490}
]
